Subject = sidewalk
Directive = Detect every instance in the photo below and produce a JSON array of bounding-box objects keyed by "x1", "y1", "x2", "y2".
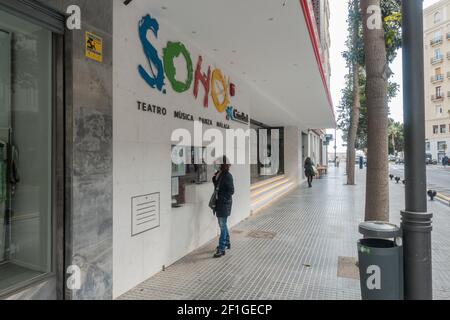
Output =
[{"x1": 120, "y1": 166, "x2": 450, "y2": 300}]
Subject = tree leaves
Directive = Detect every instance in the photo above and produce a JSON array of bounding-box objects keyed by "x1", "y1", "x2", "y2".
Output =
[{"x1": 337, "y1": 0, "x2": 402, "y2": 150}]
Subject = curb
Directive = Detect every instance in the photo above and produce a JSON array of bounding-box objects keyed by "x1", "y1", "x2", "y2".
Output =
[{"x1": 436, "y1": 193, "x2": 450, "y2": 207}]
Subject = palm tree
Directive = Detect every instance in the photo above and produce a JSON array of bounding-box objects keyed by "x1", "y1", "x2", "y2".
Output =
[
  {"x1": 361, "y1": 0, "x2": 390, "y2": 222},
  {"x1": 388, "y1": 119, "x2": 403, "y2": 155}
]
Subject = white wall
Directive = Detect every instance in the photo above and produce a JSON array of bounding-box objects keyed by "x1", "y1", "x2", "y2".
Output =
[
  {"x1": 113, "y1": 2, "x2": 253, "y2": 298},
  {"x1": 284, "y1": 126, "x2": 303, "y2": 185},
  {"x1": 308, "y1": 131, "x2": 325, "y2": 165}
]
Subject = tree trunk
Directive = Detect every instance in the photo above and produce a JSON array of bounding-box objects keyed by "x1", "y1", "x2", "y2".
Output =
[
  {"x1": 362, "y1": 0, "x2": 390, "y2": 222},
  {"x1": 347, "y1": 63, "x2": 360, "y2": 185},
  {"x1": 392, "y1": 133, "x2": 396, "y2": 155},
  {"x1": 346, "y1": 0, "x2": 361, "y2": 185}
]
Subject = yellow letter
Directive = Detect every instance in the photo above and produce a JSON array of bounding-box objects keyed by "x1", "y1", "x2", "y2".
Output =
[{"x1": 211, "y1": 69, "x2": 230, "y2": 113}]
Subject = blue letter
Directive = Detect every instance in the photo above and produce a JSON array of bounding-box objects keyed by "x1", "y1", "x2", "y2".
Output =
[{"x1": 138, "y1": 14, "x2": 165, "y2": 92}]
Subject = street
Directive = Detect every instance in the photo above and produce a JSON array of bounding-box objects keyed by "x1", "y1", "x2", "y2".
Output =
[{"x1": 390, "y1": 163, "x2": 450, "y2": 197}]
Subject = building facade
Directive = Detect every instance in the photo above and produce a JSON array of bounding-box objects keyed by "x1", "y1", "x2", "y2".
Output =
[
  {"x1": 424, "y1": 0, "x2": 450, "y2": 162},
  {"x1": 310, "y1": 0, "x2": 332, "y2": 166},
  {"x1": 0, "y1": 0, "x2": 334, "y2": 300},
  {"x1": 312, "y1": 0, "x2": 331, "y2": 87}
]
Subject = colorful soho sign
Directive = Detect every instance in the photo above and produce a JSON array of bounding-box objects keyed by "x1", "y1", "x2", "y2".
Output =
[{"x1": 138, "y1": 14, "x2": 236, "y2": 114}]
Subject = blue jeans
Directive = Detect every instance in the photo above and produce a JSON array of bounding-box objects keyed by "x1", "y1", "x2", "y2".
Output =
[{"x1": 217, "y1": 217, "x2": 230, "y2": 252}]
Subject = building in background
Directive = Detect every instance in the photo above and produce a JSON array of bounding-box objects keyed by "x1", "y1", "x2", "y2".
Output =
[
  {"x1": 424, "y1": 0, "x2": 450, "y2": 162},
  {"x1": 312, "y1": 0, "x2": 331, "y2": 86},
  {"x1": 0, "y1": 0, "x2": 334, "y2": 300},
  {"x1": 311, "y1": 0, "x2": 332, "y2": 165}
]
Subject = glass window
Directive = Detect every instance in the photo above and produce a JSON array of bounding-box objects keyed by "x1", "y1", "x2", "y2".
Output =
[
  {"x1": 0, "y1": 9, "x2": 52, "y2": 293},
  {"x1": 441, "y1": 125, "x2": 447, "y2": 134},
  {"x1": 433, "y1": 125, "x2": 439, "y2": 134},
  {"x1": 438, "y1": 141, "x2": 447, "y2": 150},
  {"x1": 250, "y1": 122, "x2": 285, "y2": 184},
  {"x1": 435, "y1": 48, "x2": 442, "y2": 58},
  {"x1": 434, "y1": 12, "x2": 441, "y2": 24},
  {"x1": 426, "y1": 142, "x2": 431, "y2": 151},
  {"x1": 171, "y1": 146, "x2": 209, "y2": 207}
]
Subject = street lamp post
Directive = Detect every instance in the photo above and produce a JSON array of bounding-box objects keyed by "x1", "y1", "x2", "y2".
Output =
[{"x1": 402, "y1": 0, "x2": 433, "y2": 300}]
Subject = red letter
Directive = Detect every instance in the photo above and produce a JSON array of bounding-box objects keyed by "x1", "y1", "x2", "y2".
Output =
[{"x1": 193, "y1": 56, "x2": 211, "y2": 108}]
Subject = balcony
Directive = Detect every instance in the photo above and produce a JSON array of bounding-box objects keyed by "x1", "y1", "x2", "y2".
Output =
[
  {"x1": 431, "y1": 94, "x2": 445, "y2": 102},
  {"x1": 431, "y1": 74, "x2": 444, "y2": 83},
  {"x1": 431, "y1": 36, "x2": 443, "y2": 46},
  {"x1": 432, "y1": 55, "x2": 444, "y2": 64}
]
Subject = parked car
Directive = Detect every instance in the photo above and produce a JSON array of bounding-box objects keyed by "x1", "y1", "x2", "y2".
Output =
[
  {"x1": 426, "y1": 154, "x2": 438, "y2": 165},
  {"x1": 388, "y1": 155, "x2": 396, "y2": 162}
]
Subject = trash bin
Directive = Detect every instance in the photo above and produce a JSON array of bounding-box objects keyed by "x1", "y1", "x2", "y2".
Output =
[{"x1": 357, "y1": 221, "x2": 403, "y2": 300}]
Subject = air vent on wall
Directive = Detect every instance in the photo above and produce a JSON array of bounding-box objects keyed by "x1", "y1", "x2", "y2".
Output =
[{"x1": 131, "y1": 193, "x2": 160, "y2": 236}]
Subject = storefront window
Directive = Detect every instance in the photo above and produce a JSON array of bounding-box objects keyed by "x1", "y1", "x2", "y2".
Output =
[
  {"x1": 0, "y1": 9, "x2": 52, "y2": 293},
  {"x1": 250, "y1": 121, "x2": 285, "y2": 184}
]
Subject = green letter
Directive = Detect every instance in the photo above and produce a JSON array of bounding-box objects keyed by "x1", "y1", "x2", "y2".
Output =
[{"x1": 163, "y1": 41, "x2": 193, "y2": 93}]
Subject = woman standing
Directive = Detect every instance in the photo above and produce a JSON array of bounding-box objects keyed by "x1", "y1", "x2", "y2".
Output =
[
  {"x1": 304, "y1": 157, "x2": 316, "y2": 188},
  {"x1": 212, "y1": 156, "x2": 235, "y2": 258}
]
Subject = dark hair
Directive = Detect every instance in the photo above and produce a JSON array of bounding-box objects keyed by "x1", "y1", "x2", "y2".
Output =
[
  {"x1": 220, "y1": 156, "x2": 231, "y2": 172},
  {"x1": 305, "y1": 157, "x2": 312, "y2": 165}
]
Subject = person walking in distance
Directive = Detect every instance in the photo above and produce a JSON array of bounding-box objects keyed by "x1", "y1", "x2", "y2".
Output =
[
  {"x1": 304, "y1": 157, "x2": 316, "y2": 188},
  {"x1": 212, "y1": 156, "x2": 235, "y2": 258}
]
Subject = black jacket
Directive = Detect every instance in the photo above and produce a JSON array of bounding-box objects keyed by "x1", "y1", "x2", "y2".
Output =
[
  {"x1": 304, "y1": 160, "x2": 316, "y2": 177},
  {"x1": 212, "y1": 171, "x2": 235, "y2": 217}
]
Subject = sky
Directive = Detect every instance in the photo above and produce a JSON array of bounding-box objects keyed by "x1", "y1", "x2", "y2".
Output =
[{"x1": 328, "y1": 0, "x2": 441, "y2": 153}]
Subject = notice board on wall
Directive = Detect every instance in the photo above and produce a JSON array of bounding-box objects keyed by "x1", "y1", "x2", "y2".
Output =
[{"x1": 131, "y1": 193, "x2": 160, "y2": 236}]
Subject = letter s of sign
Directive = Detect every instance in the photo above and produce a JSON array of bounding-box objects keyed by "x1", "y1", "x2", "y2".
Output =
[
  {"x1": 66, "y1": 265, "x2": 81, "y2": 290},
  {"x1": 66, "y1": 5, "x2": 81, "y2": 30},
  {"x1": 366, "y1": 265, "x2": 381, "y2": 290},
  {"x1": 366, "y1": 5, "x2": 382, "y2": 30},
  {"x1": 138, "y1": 15, "x2": 165, "y2": 92}
]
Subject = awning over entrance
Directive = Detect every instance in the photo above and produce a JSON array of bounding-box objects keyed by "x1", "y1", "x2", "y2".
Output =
[{"x1": 131, "y1": 0, "x2": 335, "y2": 129}]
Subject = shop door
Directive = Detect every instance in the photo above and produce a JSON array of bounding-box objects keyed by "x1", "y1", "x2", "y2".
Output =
[{"x1": 0, "y1": 9, "x2": 53, "y2": 294}]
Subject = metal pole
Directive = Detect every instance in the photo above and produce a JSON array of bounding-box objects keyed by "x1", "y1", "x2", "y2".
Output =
[{"x1": 401, "y1": 0, "x2": 433, "y2": 300}]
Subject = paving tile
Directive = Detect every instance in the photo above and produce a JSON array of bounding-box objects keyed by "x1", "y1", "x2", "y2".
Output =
[{"x1": 120, "y1": 167, "x2": 450, "y2": 300}]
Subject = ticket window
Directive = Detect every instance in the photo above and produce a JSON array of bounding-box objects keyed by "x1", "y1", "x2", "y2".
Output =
[
  {"x1": 171, "y1": 146, "x2": 210, "y2": 207},
  {"x1": 0, "y1": 9, "x2": 52, "y2": 294}
]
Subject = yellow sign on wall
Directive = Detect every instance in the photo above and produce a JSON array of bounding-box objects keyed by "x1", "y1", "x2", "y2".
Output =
[{"x1": 85, "y1": 32, "x2": 103, "y2": 62}]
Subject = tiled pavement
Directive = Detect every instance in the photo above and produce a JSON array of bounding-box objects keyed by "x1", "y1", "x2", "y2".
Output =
[{"x1": 120, "y1": 166, "x2": 450, "y2": 300}]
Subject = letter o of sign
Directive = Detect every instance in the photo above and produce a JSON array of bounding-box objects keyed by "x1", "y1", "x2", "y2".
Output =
[
  {"x1": 211, "y1": 69, "x2": 230, "y2": 113},
  {"x1": 163, "y1": 41, "x2": 194, "y2": 93}
]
